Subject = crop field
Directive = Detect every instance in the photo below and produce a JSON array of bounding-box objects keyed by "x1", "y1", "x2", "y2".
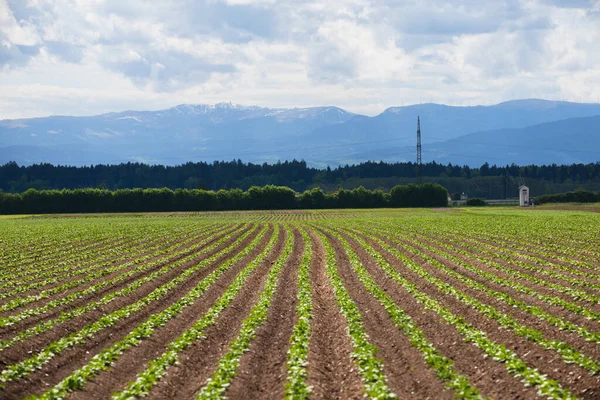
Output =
[{"x1": 0, "y1": 208, "x2": 599, "y2": 399}]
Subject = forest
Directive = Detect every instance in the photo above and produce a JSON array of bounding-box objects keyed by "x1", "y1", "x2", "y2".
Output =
[{"x1": 1, "y1": 160, "x2": 600, "y2": 199}]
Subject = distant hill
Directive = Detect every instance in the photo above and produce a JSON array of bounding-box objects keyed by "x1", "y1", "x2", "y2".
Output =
[
  {"x1": 1, "y1": 99, "x2": 599, "y2": 167},
  {"x1": 351, "y1": 115, "x2": 600, "y2": 166}
]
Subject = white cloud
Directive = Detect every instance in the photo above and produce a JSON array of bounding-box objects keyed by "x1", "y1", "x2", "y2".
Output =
[{"x1": 0, "y1": 0, "x2": 599, "y2": 119}]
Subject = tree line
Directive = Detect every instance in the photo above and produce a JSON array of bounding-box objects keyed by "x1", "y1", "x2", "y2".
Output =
[
  {"x1": 2, "y1": 160, "x2": 600, "y2": 195},
  {"x1": 0, "y1": 183, "x2": 449, "y2": 214},
  {"x1": 534, "y1": 190, "x2": 600, "y2": 205}
]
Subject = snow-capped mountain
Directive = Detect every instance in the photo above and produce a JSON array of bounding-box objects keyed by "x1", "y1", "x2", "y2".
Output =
[
  {"x1": 0, "y1": 103, "x2": 357, "y2": 166},
  {"x1": 1, "y1": 100, "x2": 599, "y2": 167}
]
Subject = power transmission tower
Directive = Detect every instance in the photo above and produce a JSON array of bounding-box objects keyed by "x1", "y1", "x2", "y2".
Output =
[{"x1": 416, "y1": 115, "x2": 422, "y2": 183}]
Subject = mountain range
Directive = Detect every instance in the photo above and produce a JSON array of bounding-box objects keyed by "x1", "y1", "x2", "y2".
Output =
[{"x1": 1, "y1": 99, "x2": 599, "y2": 167}]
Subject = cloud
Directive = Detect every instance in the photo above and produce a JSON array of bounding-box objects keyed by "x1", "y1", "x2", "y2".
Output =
[
  {"x1": 0, "y1": 0, "x2": 599, "y2": 118},
  {"x1": 0, "y1": 0, "x2": 41, "y2": 68}
]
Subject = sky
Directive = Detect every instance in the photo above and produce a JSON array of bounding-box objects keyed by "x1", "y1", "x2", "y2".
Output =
[{"x1": 1, "y1": 0, "x2": 599, "y2": 119}]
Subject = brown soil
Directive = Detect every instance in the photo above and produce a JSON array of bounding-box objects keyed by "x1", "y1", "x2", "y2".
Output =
[
  {"x1": 3, "y1": 216, "x2": 598, "y2": 399},
  {"x1": 225, "y1": 228, "x2": 303, "y2": 399},
  {"x1": 305, "y1": 229, "x2": 364, "y2": 400},
  {"x1": 0, "y1": 225, "x2": 265, "y2": 398}
]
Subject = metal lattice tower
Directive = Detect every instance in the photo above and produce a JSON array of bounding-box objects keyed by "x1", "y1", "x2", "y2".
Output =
[{"x1": 416, "y1": 115, "x2": 422, "y2": 182}]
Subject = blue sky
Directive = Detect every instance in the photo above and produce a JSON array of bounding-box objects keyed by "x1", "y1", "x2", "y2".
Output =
[{"x1": 1, "y1": 0, "x2": 599, "y2": 118}]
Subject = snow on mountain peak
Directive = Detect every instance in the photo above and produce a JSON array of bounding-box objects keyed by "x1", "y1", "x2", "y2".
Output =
[{"x1": 169, "y1": 102, "x2": 266, "y2": 115}]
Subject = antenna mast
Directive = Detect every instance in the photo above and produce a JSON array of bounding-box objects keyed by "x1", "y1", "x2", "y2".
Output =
[{"x1": 416, "y1": 115, "x2": 422, "y2": 183}]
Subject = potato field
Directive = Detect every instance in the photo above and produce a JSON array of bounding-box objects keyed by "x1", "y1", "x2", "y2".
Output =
[{"x1": 0, "y1": 208, "x2": 599, "y2": 399}]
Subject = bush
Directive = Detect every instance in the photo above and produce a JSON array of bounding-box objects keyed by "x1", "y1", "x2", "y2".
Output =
[
  {"x1": 535, "y1": 190, "x2": 600, "y2": 205},
  {"x1": 389, "y1": 183, "x2": 448, "y2": 207},
  {"x1": 0, "y1": 183, "x2": 451, "y2": 214},
  {"x1": 466, "y1": 198, "x2": 487, "y2": 206}
]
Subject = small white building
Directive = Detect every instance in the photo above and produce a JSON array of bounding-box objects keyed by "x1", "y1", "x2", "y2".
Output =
[{"x1": 519, "y1": 185, "x2": 530, "y2": 207}]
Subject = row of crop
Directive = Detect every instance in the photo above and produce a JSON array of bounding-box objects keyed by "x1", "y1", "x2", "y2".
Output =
[
  {"x1": 322, "y1": 224, "x2": 576, "y2": 399},
  {"x1": 0, "y1": 235, "x2": 115, "y2": 274},
  {"x1": 1, "y1": 220, "x2": 202, "y2": 284},
  {"x1": 0, "y1": 222, "x2": 117, "y2": 265},
  {"x1": 0, "y1": 222, "x2": 182, "y2": 284},
  {"x1": 368, "y1": 217, "x2": 600, "y2": 306},
  {"x1": 314, "y1": 229, "x2": 396, "y2": 399},
  {"x1": 0, "y1": 217, "x2": 210, "y2": 274},
  {"x1": 0, "y1": 235, "x2": 122, "y2": 281},
  {"x1": 33, "y1": 224, "x2": 279, "y2": 399},
  {"x1": 0, "y1": 224, "x2": 212, "y2": 298},
  {"x1": 447, "y1": 225, "x2": 600, "y2": 261},
  {"x1": 0, "y1": 224, "x2": 236, "y2": 325},
  {"x1": 428, "y1": 232, "x2": 600, "y2": 290},
  {"x1": 0, "y1": 225, "x2": 244, "y2": 354},
  {"x1": 322, "y1": 227, "x2": 483, "y2": 399},
  {"x1": 0, "y1": 224, "x2": 268, "y2": 386},
  {"x1": 441, "y1": 231, "x2": 600, "y2": 277},
  {"x1": 3, "y1": 222, "x2": 220, "y2": 293},
  {"x1": 342, "y1": 226, "x2": 600, "y2": 376},
  {"x1": 369, "y1": 228, "x2": 600, "y2": 346},
  {"x1": 403, "y1": 210, "x2": 598, "y2": 253},
  {"x1": 193, "y1": 226, "x2": 295, "y2": 399},
  {"x1": 432, "y1": 224, "x2": 597, "y2": 263},
  {"x1": 375, "y1": 224, "x2": 600, "y2": 326},
  {"x1": 484, "y1": 231, "x2": 600, "y2": 271},
  {"x1": 0, "y1": 218, "x2": 161, "y2": 270},
  {"x1": 284, "y1": 227, "x2": 313, "y2": 399},
  {"x1": 418, "y1": 233, "x2": 600, "y2": 305},
  {"x1": 0, "y1": 235, "x2": 78, "y2": 264}
]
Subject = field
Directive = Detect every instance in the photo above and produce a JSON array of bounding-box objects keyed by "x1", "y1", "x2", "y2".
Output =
[{"x1": 0, "y1": 208, "x2": 599, "y2": 399}]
